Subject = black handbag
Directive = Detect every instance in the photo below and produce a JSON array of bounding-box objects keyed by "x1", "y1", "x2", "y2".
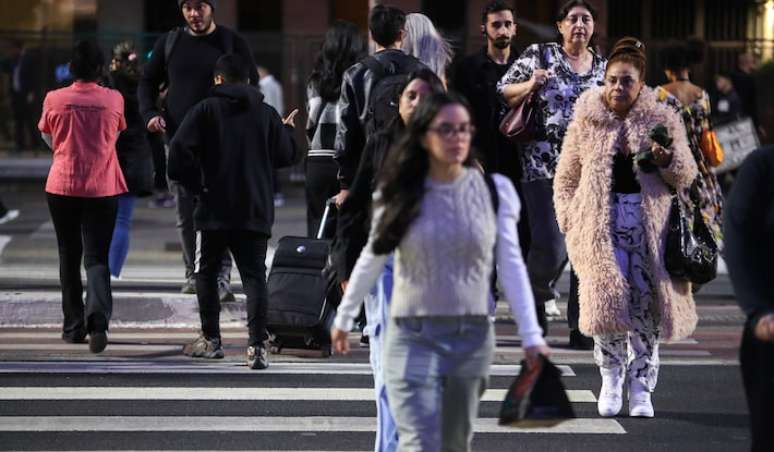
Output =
[
  {"x1": 664, "y1": 194, "x2": 718, "y2": 285},
  {"x1": 498, "y1": 355, "x2": 575, "y2": 428}
]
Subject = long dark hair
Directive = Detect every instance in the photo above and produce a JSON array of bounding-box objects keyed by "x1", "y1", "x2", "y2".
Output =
[
  {"x1": 372, "y1": 92, "x2": 475, "y2": 255},
  {"x1": 309, "y1": 21, "x2": 365, "y2": 102},
  {"x1": 555, "y1": 0, "x2": 598, "y2": 46}
]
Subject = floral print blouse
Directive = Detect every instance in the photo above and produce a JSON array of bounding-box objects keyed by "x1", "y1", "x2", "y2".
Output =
[
  {"x1": 655, "y1": 87, "x2": 724, "y2": 248},
  {"x1": 497, "y1": 42, "x2": 607, "y2": 182}
]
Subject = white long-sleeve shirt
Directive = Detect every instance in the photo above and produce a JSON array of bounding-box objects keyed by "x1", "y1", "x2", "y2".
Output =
[{"x1": 333, "y1": 169, "x2": 545, "y2": 348}]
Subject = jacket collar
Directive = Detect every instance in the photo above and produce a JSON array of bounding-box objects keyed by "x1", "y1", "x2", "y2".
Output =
[{"x1": 574, "y1": 85, "x2": 660, "y2": 128}]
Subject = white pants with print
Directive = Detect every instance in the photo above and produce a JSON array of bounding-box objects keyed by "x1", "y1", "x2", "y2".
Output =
[{"x1": 593, "y1": 193, "x2": 660, "y2": 391}]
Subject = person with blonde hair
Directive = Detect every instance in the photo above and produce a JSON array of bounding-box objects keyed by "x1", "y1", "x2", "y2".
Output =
[{"x1": 401, "y1": 13, "x2": 453, "y2": 84}]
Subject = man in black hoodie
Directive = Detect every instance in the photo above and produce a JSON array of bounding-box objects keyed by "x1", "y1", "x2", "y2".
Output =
[
  {"x1": 168, "y1": 54, "x2": 299, "y2": 370},
  {"x1": 139, "y1": 0, "x2": 260, "y2": 299}
]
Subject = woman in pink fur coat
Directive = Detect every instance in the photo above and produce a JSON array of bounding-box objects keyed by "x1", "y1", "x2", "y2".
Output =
[{"x1": 554, "y1": 38, "x2": 698, "y2": 419}]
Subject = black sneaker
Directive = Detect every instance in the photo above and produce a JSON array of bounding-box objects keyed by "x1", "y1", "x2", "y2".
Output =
[
  {"x1": 62, "y1": 331, "x2": 87, "y2": 344},
  {"x1": 569, "y1": 328, "x2": 594, "y2": 350},
  {"x1": 218, "y1": 281, "x2": 236, "y2": 303},
  {"x1": 89, "y1": 331, "x2": 108, "y2": 353},
  {"x1": 183, "y1": 335, "x2": 224, "y2": 359},
  {"x1": 359, "y1": 334, "x2": 370, "y2": 348},
  {"x1": 247, "y1": 345, "x2": 268, "y2": 370},
  {"x1": 180, "y1": 278, "x2": 197, "y2": 295}
]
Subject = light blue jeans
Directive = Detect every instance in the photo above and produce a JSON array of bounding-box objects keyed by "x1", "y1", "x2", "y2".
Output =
[
  {"x1": 366, "y1": 256, "x2": 398, "y2": 452},
  {"x1": 108, "y1": 194, "x2": 136, "y2": 278},
  {"x1": 384, "y1": 316, "x2": 494, "y2": 452}
]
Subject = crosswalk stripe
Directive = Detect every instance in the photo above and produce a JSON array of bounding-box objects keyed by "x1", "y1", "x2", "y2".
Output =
[
  {"x1": 0, "y1": 387, "x2": 597, "y2": 403},
  {"x1": 0, "y1": 361, "x2": 577, "y2": 377},
  {"x1": 0, "y1": 416, "x2": 626, "y2": 434}
]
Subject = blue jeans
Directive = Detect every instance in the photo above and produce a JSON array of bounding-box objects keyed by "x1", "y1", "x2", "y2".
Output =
[
  {"x1": 366, "y1": 256, "x2": 398, "y2": 452},
  {"x1": 384, "y1": 316, "x2": 494, "y2": 452},
  {"x1": 108, "y1": 194, "x2": 136, "y2": 278}
]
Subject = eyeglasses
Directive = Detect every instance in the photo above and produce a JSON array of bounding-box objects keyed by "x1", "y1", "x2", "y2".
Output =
[{"x1": 428, "y1": 123, "x2": 475, "y2": 139}]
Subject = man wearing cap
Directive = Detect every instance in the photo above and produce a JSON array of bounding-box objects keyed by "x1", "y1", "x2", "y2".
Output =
[{"x1": 139, "y1": 0, "x2": 259, "y2": 304}]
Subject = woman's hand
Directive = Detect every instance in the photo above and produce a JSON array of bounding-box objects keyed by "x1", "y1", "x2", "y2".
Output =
[
  {"x1": 651, "y1": 143, "x2": 673, "y2": 168},
  {"x1": 754, "y1": 313, "x2": 774, "y2": 343},
  {"x1": 331, "y1": 328, "x2": 350, "y2": 355},
  {"x1": 283, "y1": 109, "x2": 300, "y2": 127},
  {"x1": 523, "y1": 344, "x2": 552, "y2": 370},
  {"x1": 529, "y1": 69, "x2": 551, "y2": 93}
]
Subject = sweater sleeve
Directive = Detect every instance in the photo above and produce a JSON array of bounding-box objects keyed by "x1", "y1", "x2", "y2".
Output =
[
  {"x1": 138, "y1": 35, "x2": 167, "y2": 127},
  {"x1": 493, "y1": 174, "x2": 546, "y2": 348},
  {"x1": 332, "y1": 198, "x2": 389, "y2": 332},
  {"x1": 658, "y1": 108, "x2": 698, "y2": 190},
  {"x1": 167, "y1": 102, "x2": 205, "y2": 193}
]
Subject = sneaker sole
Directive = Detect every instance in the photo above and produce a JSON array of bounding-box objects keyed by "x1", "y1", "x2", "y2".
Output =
[{"x1": 89, "y1": 332, "x2": 108, "y2": 353}]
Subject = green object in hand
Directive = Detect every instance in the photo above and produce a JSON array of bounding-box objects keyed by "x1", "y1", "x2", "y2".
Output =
[{"x1": 649, "y1": 123, "x2": 673, "y2": 148}]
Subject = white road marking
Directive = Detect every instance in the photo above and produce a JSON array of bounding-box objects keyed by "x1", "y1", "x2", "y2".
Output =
[
  {"x1": 0, "y1": 361, "x2": 576, "y2": 376},
  {"x1": 0, "y1": 387, "x2": 596, "y2": 403},
  {"x1": 0, "y1": 416, "x2": 626, "y2": 434},
  {"x1": 0, "y1": 235, "x2": 11, "y2": 257}
]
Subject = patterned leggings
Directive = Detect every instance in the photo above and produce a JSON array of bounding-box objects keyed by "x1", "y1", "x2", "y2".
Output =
[{"x1": 593, "y1": 193, "x2": 660, "y2": 391}]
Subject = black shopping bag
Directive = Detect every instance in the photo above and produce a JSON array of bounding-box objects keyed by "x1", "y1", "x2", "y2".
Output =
[{"x1": 498, "y1": 354, "x2": 575, "y2": 428}]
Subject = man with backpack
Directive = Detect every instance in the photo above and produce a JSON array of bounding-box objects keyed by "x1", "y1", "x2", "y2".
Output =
[
  {"x1": 138, "y1": 0, "x2": 259, "y2": 300},
  {"x1": 167, "y1": 54, "x2": 299, "y2": 369},
  {"x1": 333, "y1": 5, "x2": 426, "y2": 209}
]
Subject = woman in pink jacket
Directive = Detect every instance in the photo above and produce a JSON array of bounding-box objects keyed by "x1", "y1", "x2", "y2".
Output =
[
  {"x1": 38, "y1": 40, "x2": 127, "y2": 353},
  {"x1": 554, "y1": 38, "x2": 698, "y2": 418}
]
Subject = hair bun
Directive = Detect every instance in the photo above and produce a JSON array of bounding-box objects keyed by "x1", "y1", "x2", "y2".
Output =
[{"x1": 607, "y1": 36, "x2": 647, "y2": 78}]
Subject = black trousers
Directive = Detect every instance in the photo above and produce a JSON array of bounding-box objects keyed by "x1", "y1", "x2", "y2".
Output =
[
  {"x1": 567, "y1": 268, "x2": 581, "y2": 331},
  {"x1": 195, "y1": 230, "x2": 269, "y2": 346},
  {"x1": 740, "y1": 319, "x2": 774, "y2": 452},
  {"x1": 46, "y1": 193, "x2": 117, "y2": 338},
  {"x1": 305, "y1": 155, "x2": 339, "y2": 238}
]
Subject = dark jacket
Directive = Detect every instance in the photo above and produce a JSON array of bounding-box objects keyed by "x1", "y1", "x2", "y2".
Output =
[
  {"x1": 110, "y1": 71, "x2": 154, "y2": 196},
  {"x1": 334, "y1": 49, "x2": 425, "y2": 189},
  {"x1": 333, "y1": 118, "x2": 402, "y2": 282},
  {"x1": 138, "y1": 26, "x2": 259, "y2": 137},
  {"x1": 730, "y1": 70, "x2": 759, "y2": 127},
  {"x1": 725, "y1": 145, "x2": 774, "y2": 326},
  {"x1": 453, "y1": 47, "x2": 521, "y2": 181},
  {"x1": 709, "y1": 87, "x2": 743, "y2": 127},
  {"x1": 167, "y1": 84, "x2": 299, "y2": 234}
]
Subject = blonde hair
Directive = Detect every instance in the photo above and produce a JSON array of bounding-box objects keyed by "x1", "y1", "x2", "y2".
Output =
[{"x1": 401, "y1": 13, "x2": 453, "y2": 80}]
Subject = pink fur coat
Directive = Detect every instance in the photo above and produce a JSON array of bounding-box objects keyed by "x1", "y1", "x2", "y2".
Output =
[{"x1": 554, "y1": 86, "x2": 699, "y2": 340}]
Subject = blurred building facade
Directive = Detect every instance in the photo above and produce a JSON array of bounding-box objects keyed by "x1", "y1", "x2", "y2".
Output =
[{"x1": 0, "y1": 0, "x2": 771, "y2": 151}]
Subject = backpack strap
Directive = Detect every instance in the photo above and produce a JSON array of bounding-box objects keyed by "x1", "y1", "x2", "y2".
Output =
[
  {"x1": 362, "y1": 56, "x2": 388, "y2": 82},
  {"x1": 164, "y1": 27, "x2": 184, "y2": 62},
  {"x1": 483, "y1": 172, "x2": 499, "y2": 215}
]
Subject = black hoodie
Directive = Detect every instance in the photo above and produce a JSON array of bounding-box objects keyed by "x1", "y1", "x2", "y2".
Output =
[{"x1": 168, "y1": 83, "x2": 298, "y2": 234}]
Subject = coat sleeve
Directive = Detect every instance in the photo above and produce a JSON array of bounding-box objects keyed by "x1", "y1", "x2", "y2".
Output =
[
  {"x1": 137, "y1": 35, "x2": 167, "y2": 128},
  {"x1": 267, "y1": 106, "x2": 300, "y2": 169},
  {"x1": 658, "y1": 108, "x2": 698, "y2": 190},
  {"x1": 334, "y1": 68, "x2": 364, "y2": 190},
  {"x1": 494, "y1": 175, "x2": 546, "y2": 348},
  {"x1": 167, "y1": 103, "x2": 205, "y2": 193},
  {"x1": 553, "y1": 113, "x2": 584, "y2": 233},
  {"x1": 724, "y1": 149, "x2": 774, "y2": 323}
]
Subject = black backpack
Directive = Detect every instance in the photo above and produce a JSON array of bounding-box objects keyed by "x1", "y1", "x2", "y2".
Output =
[{"x1": 362, "y1": 56, "x2": 410, "y2": 138}]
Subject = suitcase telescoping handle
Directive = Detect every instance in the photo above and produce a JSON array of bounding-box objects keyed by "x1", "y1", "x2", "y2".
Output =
[{"x1": 316, "y1": 197, "x2": 337, "y2": 240}]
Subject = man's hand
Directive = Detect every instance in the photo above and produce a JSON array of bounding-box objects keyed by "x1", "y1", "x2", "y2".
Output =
[
  {"x1": 283, "y1": 109, "x2": 300, "y2": 127},
  {"x1": 523, "y1": 344, "x2": 552, "y2": 370},
  {"x1": 147, "y1": 116, "x2": 166, "y2": 133},
  {"x1": 334, "y1": 189, "x2": 349, "y2": 208},
  {"x1": 754, "y1": 313, "x2": 774, "y2": 343},
  {"x1": 331, "y1": 328, "x2": 350, "y2": 355}
]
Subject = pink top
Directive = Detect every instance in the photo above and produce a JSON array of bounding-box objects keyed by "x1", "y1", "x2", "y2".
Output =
[{"x1": 38, "y1": 81, "x2": 128, "y2": 197}]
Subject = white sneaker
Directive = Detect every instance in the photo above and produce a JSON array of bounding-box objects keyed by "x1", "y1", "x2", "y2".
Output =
[
  {"x1": 0, "y1": 209, "x2": 19, "y2": 225},
  {"x1": 545, "y1": 299, "x2": 561, "y2": 318},
  {"x1": 597, "y1": 368, "x2": 624, "y2": 417},
  {"x1": 628, "y1": 381, "x2": 654, "y2": 418}
]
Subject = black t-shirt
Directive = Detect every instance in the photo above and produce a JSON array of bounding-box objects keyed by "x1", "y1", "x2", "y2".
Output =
[{"x1": 612, "y1": 152, "x2": 640, "y2": 194}]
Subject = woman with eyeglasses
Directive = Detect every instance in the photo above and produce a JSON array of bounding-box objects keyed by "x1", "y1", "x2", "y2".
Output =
[
  {"x1": 554, "y1": 38, "x2": 698, "y2": 419},
  {"x1": 497, "y1": 0, "x2": 606, "y2": 349},
  {"x1": 332, "y1": 91, "x2": 549, "y2": 451}
]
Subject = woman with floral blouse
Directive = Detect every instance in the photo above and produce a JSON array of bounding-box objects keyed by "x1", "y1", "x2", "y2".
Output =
[{"x1": 497, "y1": 0, "x2": 606, "y2": 347}]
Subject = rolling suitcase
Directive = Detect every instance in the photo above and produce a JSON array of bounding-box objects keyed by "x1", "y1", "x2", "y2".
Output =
[{"x1": 266, "y1": 199, "x2": 340, "y2": 357}]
